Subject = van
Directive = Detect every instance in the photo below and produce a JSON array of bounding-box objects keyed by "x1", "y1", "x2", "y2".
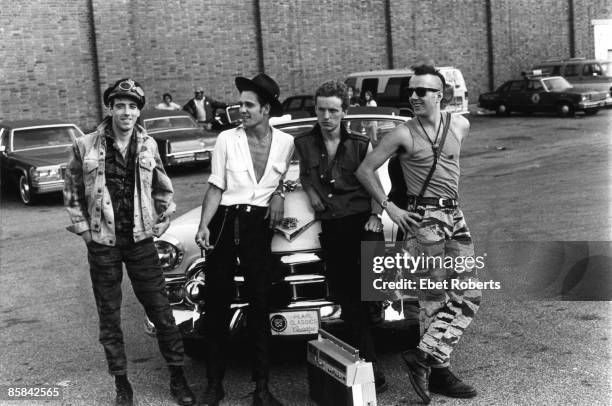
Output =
[
  {"x1": 345, "y1": 67, "x2": 469, "y2": 115},
  {"x1": 533, "y1": 58, "x2": 612, "y2": 103}
]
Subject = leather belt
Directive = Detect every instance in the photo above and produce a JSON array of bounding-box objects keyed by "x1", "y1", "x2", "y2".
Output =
[
  {"x1": 226, "y1": 204, "x2": 267, "y2": 214},
  {"x1": 406, "y1": 195, "x2": 457, "y2": 208}
]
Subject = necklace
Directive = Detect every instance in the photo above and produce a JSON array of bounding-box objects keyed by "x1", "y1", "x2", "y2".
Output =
[{"x1": 416, "y1": 113, "x2": 443, "y2": 147}]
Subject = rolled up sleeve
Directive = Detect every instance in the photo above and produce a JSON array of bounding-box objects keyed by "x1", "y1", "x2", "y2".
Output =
[
  {"x1": 207, "y1": 131, "x2": 227, "y2": 190},
  {"x1": 63, "y1": 140, "x2": 91, "y2": 235}
]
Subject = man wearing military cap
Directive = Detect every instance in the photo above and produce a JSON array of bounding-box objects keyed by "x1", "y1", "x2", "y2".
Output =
[
  {"x1": 195, "y1": 73, "x2": 294, "y2": 406},
  {"x1": 64, "y1": 78, "x2": 196, "y2": 406}
]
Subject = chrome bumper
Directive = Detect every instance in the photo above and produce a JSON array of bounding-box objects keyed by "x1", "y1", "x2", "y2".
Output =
[
  {"x1": 32, "y1": 180, "x2": 65, "y2": 194},
  {"x1": 166, "y1": 150, "x2": 212, "y2": 166}
]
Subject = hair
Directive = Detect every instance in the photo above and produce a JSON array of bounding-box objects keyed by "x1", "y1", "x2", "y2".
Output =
[
  {"x1": 411, "y1": 64, "x2": 446, "y2": 90},
  {"x1": 365, "y1": 90, "x2": 373, "y2": 99},
  {"x1": 162, "y1": 92, "x2": 172, "y2": 100},
  {"x1": 314, "y1": 80, "x2": 349, "y2": 110}
]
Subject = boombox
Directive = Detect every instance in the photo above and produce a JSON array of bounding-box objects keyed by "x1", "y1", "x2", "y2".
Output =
[{"x1": 307, "y1": 329, "x2": 377, "y2": 406}]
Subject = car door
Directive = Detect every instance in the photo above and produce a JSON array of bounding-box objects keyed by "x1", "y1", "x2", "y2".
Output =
[{"x1": 506, "y1": 81, "x2": 527, "y2": 110}]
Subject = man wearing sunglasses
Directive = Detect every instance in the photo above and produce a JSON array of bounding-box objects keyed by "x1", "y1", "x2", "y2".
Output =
[
  {"x1": 356, "y1": 64, "x2": 481, "y2": 403},
  {"x1": 64, "y1": 78, "x2": 196, "y2": 406},
  {"x1": 293, "y1": 80, "x2": 388, "y2": 394},
  {"x1": 182, "y1": 86, "x2": 227, "y2": 130}
]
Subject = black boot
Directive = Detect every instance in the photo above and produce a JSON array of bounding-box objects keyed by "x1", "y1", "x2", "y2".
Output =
[
  {"x1": 169, "y1": 366, "x2": 196, "y2": 406},
  {"x1": 400, "y1": 349, "x2": 431, "y2": 404},
  {"x1": 114, "y1": 375, "x2": 133, "y2": 406},
  {"x1": 201, "y1": 380, "x2": 225, "y2": 406},
  {"x1": 429, "y1": 366, "x2": 477, "y2": 398},
  {"x1": 253, "y1": 380, "x2": 283, "y2": 406}
]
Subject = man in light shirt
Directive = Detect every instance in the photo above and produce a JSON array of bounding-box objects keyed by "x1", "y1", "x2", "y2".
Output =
[
  {"x1": 182, "y1": 86, "x2": 226, "y2": 130},
  {"x1": 195, "y1": 73, "x2": 293, "y2": 406}
]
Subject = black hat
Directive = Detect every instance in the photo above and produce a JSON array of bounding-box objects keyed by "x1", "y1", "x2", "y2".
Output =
[
  {"x1": 235, "y1": 73, "x2": 283, "y2": 117},
  {"x1": 103, "y1": 78, "x2": 146, "y2": 109}
]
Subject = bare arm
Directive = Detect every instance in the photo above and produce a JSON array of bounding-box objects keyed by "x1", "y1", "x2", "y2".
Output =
[
  {"x1": 356, "y1": 126, "x2": 422, "y2": 232},
  {"x1": 195, "y1": 184, "x2": 223, "y2": 249}
]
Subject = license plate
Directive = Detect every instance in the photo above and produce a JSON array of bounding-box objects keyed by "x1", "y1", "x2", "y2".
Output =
[{"x1": 269, "y1": 309, "x2": 320, "y2": 336}]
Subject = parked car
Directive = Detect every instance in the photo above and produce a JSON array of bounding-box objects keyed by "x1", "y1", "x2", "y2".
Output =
[
  {"x1": 478, "y1": 74, "x2": 608, "y2": 117},
  {"x1": 144, "y1": 112, "x2": 416, "y2": 347},
  {"x1": 281, "y1": 95, "x2": 316, "y2": 117},
  {"x1": 533, "y1": 58, "x2": 612, "y2": 104},
  {"x1": 141, "y1": 110, "x2": 219, "y2": 167},
  {"x1": 0, "y1": 120, "x2": 83, "y2": 204}
]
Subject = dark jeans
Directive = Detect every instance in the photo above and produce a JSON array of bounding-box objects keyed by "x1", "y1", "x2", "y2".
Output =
[
  {"x1": 320, "y1": 211, "x2": 384, "y2": 365},
  {"x1": 203, "y1": 205, "x2": 274, "y2": 382},
  {"x1": 87, "y1": 236, "x2": 184, "y2": 375}
]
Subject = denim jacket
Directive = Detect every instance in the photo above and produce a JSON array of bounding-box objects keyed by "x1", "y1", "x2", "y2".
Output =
[{"x1": 64, "y1": 118, "x2": 175, "y2": 246}]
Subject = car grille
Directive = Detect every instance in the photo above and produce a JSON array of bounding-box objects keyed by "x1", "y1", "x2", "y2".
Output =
[
  {"x1": 169, "y1": 139, "x2": 205, "y2": 154},
  {"x1": 587, "y1": 93, "x2": 607, "y2": 102}
]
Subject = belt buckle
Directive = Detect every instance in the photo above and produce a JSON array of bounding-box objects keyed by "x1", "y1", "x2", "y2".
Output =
[
  {"x1": 245, "y1": 205, "x2": 251, "y2": 213},
  {"x1": 438, "y1": 198, "x2": 446, "y2": 207}
]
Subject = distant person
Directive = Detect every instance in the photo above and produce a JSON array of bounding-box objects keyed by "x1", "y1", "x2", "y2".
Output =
[
  {"x1": 183, "y1": 86, "x2": 226, "y2": 130},
  {"x1": 364, "y1": 90, "x2": 377, "y2": 107},
  {"x1": 347, "y1": 85, "x2": 361, "y2": 107},
  {"x1": 156, "y1": 93, "x2": 181, "y2": 111}
]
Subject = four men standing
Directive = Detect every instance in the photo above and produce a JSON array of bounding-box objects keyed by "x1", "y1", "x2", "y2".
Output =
[{"x1": 65, "y1": 65, "x2": 479, "y2": 405}]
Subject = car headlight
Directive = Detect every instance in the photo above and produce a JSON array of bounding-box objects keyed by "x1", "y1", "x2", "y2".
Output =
[
  {"x1": 155, "y1": 240, "x2": 183, "y2": 271},
  {"x1": 30, "y1": 166, "x2": 62, "y2": 184}
]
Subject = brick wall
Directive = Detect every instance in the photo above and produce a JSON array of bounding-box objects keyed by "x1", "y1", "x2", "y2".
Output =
[
  {"x1": 1, "y1": 0, "x2": 611, "y2": 128},
  {"x1": 389, "y1": 0, "x2": 490, "y2": 104},
  {"x1": 0, "y1": 0, "x2": 99, "y2": 129},
  {"x1": 258, "y1": 0, "x2": 388, "y2": 98}
]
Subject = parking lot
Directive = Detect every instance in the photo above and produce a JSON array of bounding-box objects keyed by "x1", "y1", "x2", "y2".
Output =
[{"x1": 1, "y1": 110, "x2": 610, "y2": 405}]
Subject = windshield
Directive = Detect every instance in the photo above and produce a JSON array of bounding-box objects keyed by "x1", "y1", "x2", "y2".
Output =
[
  {"x1": 144, "y1": 116, "x2": 198, "y2": 131},
  {"x1": 12, "y1": 126, "x2": 77, "y2": 151},
  {"x1": 542, "y1": 77, "x2": 572, "y2": 91}
]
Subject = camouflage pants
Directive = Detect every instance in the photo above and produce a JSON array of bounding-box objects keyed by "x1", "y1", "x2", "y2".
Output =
[
  {"x1": 87, "y1": 237, "x2": 184, "y2": 375},
  {"x1": 402, "y1": 207, "x2": 482, "y2": 365}
]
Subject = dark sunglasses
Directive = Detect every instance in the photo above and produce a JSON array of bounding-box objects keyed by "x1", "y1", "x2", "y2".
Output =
[{"x1": 406, "y1": 87, "x2": 440, "y2": 97}]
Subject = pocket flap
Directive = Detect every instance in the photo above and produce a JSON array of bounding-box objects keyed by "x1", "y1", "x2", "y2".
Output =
[
  {"x1": 83, "y1": 159, "x2": 99, "y2": 173},
  {"x1": 139, "y1": 157, "x2": 155, "y2": 171}
]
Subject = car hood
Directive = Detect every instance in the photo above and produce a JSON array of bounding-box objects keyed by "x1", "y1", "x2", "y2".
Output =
[
  {"x1": 10, "y1": 147, "x2": 71, "y2": 167},
  {"x1": 148, "y1": 127, "x2": 215, "y2": 142}
]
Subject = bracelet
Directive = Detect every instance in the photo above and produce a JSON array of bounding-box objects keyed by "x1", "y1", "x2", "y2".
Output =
[
  {"x1": 370, "y1": 213, "x2": 382, "y2": 220},
  {"x1": 272, "y1": 190, "x2": 286, "y2": 199}
]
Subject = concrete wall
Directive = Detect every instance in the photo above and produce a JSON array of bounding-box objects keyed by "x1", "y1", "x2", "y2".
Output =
[{"x1": 1, "y1": 0, "x2": 611, "y2": 129}]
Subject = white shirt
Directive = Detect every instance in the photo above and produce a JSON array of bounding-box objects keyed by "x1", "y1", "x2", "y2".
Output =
[
  {"x1": 194, "y1": 98, "x2": 206, "y2": 121},
  {"x1": 208, "y1": 126, "x2": 295, "y2": 207},
  {"x1": 155, "y1": 102, "x2": 181, "y2": 111},
  {"x1": 366, "y1": 100, "x2": 377, "y2": 107}
]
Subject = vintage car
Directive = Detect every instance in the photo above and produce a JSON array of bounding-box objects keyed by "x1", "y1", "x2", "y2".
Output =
[
  {"x1": 141, "y1": 110, "x2": 220, "y2": 167},
  {"x1": 280, "y1": 95, "x2": 316, "y2": 118},
  {"x1": 0, "y1": 120, "x2": 83, "y2": 204},
  {"x1": 478, "y1": 74, "x2": 608, "y2": 117},
  {"x1": 144, "y1": 112, "x2": 417, "y2": 348}
]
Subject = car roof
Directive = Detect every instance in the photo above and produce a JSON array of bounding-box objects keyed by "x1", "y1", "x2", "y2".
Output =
[
  {"x1": 347, "y1": 67, "x2": 459, "y2": 77},
  {"x1": 537, "y1": 58, "x2": 607, "y2": 66},
  {"x1": 0, "y1": 119, "x2": 81, "y2": 129},
  {"x1": 140, "y1": 110, "x2": 192, "y2": 119}
]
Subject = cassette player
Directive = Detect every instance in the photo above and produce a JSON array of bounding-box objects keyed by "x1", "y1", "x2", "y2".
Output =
[{"x1": 307, "y1": 329, "x2": 376, "y2": 406}]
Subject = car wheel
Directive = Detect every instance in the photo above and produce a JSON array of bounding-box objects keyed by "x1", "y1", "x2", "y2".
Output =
[
  {"x1": 584, "y1": 108, "x2": 599, "y2": 116},
  {"x1": 495, "y1": 103, "x2": 510, "y2": 116},
  {"x1": 557, "y1": 102, "x2": 575, "y2": 117},
  {"x1": 18, "y1": 174, "x2": 36, "y2": 205}
]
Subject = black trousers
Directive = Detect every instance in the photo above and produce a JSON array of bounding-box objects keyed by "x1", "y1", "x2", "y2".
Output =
[
  {"x1": 203, "y1": 205, "x2": 274, "y2": 382},
  {"x1": 87, "y1": 236, "x2": 184, "y2": 375},
  {"x1": 320, "y1": 211, "x2": 384, "y2": 365}
]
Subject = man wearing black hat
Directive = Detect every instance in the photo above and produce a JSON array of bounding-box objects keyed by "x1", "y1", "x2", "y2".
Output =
[
  {"x1": 64, "y1": 78, "x2": 196, "y2": 406},
  {"x1": 194, "y1": 73, "x2": 293, "y2": 406}
]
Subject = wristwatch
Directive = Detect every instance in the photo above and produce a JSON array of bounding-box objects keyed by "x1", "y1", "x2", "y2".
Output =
[{"x1": 381, "y1": 199, "x2": 390, "y2": 209}]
